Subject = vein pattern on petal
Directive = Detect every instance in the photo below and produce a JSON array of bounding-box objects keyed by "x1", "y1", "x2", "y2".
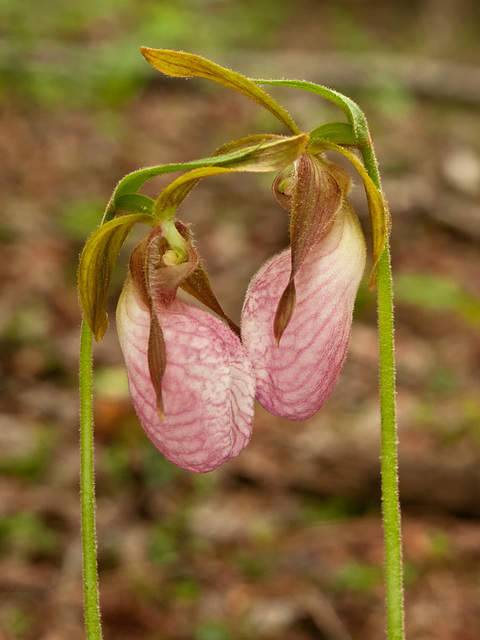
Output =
[{"x1": 117, "y1": 280, "x2": 255, "y2": 472}]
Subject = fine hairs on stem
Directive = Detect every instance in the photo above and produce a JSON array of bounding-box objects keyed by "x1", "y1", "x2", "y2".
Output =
[{"x1": 79, "y1": 320, "x2": 102, "y2": 639}]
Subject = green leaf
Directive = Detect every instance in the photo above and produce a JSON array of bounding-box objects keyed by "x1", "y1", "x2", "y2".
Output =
[
  {"x1": 78, "y1": 213, "x2": 155, "y2": 341},
  {"x1": 140, "y1": 47, "x2": 300, "y2": 134},
  {"x1": 309, "y1": 122, "x2": 357, "y2": 146},
  {"x1": 252, "y1": 78, "x2": 369, "y2": 145}
]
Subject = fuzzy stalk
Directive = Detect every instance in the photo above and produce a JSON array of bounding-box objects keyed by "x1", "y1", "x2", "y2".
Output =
[
  {"x1": 361, "y1": 140, "x2": 405, "y2": 640},
  {"x1": 79, "y1": 319, "x2": 103, "y2": 639}
]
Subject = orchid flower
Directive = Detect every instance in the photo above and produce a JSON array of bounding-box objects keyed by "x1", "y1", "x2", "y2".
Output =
[
  {"x1": 116, "y1": 223, "x2": 255, "y2": 473},
  {"x1": 138, "y1": 49, "x2": 388, "y2": 424},
  {"x1": 242, "y1": 153, "x2": 366, "y2": 420}
]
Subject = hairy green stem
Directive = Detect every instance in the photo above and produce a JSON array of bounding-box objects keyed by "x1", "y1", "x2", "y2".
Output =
[
  {"x1": 361, "y1": 140, "x2": 405, "y2": 639},
  {"x1": 79, "y1": 319, "x2": 103, "y2": 639}
]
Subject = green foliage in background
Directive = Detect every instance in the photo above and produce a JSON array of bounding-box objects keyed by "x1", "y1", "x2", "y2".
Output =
[
  {"x1": 395, "y1": 272, "x2": 480, "y2": 326},
  {"x1": 1, "y1": 0, "x2": 290, "y2": 107},
  {"x1": 0, "y1": 512, "x2": 58, "y2": 559}
]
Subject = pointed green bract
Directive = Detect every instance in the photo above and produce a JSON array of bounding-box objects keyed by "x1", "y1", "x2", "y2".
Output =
[
  {"x1": 78, "y1": 213, "x2": 155, "y2": 341},
  {"x1": 112, "y1": 145, "x2": 260, "y2": 201},
  {"x1": 114, "y1": 193, "x2": 155, "y2": 215},
  {"x1": 273, "y1": 279, "x2": 296, "y2": 345},
  {"x1": 230, "y1": 134, "x2": 309, "y2": 171},
  {"x1": 309, "y1": 122, "x2": 357, "y2": 146},
  {"x1": 141, "y1": 47, "x2": 301, "y2": 135}
]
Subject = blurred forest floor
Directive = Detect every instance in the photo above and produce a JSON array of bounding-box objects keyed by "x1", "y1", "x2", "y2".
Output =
[{"x1": 1, "y1": 1, "x2": 480, "y2": 639}]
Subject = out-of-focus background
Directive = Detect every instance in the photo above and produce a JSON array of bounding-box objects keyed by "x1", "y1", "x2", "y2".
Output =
[{"x1": 1, "y1": 1, "x2": 480, "y2": 638}]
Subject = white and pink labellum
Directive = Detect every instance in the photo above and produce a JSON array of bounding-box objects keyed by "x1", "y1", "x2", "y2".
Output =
[
  {"x1": 241, "y1": 199, "x2": 366, "y2": 421},
  {"x1": 117, "y1": 278, "x2": 255, "y2": 473}
]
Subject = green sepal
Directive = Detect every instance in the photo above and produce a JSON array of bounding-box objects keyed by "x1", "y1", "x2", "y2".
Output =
[
  {"x1": 141, "y1": 47, "x2": 300, "y2": 135},
  {"x1": 153, "y1": 134, "x2": 308, "y2": 219},
  {"x1": 309, "y1": 139, "x2": 390, "y2": 287},
  {"x1": 252, "y1": 78, "x2": 369, "y2": 145},
  {"x1": 309, "y1": 122, "x2": 357, "y2": 146},
  {"x1": 78, "y1": 213, "x2": 155, "y2": 341}
]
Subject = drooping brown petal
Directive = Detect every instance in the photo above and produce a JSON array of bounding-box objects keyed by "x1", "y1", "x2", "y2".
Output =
[
  {"x1": 127, "y1": 221, "x2": 200, "y2": 417},
  {"x1": 128, "y1": 231, "x2": 151, "y2": 307},
  {"x1": 147, "y1": 309, "x2": 167, "y2": 419},
  {"x1": 273, "y1": 279, "x2": 296, "y2": 345},
  {"x1": 308, "y1": 139, "x2": 390, "y2": 288},
  {"x1": 160, "y1": 220, "x2": 240, "y2": 335},
  {"x1": 288, "y1": 153, "x2": 343, "y2": 276},
  {"x1": 181, "y1": 263, "x2": 241, "y2": 337},
  {"x1": 271, "y1": 153, "x2": 345, "y2": 341}
]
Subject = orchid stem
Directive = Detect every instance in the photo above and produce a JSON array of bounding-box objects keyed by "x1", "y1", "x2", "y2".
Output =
[
  {"x1": 361, "y1": 140, "x2": 405, "y2": 639},
  {"x1": 79, "y1": 319, "x2": 103, "y2": 639}
]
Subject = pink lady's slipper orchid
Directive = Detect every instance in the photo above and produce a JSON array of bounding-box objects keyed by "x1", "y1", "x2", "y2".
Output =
[
  {"x1": 241, "y1": 153, "x2": 366, "y2": 420},
  {"x1": 116, "y1": 222, "x2": 255, "y2": 473}
]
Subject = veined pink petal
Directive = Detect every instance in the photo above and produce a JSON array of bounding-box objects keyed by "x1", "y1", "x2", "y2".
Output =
[
  {"x1": 241, "y1": 202, "x2": 366, "y2": 420},
  {"x1": 117, "y1": 279, "x2": 255, "y2": 472}
]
